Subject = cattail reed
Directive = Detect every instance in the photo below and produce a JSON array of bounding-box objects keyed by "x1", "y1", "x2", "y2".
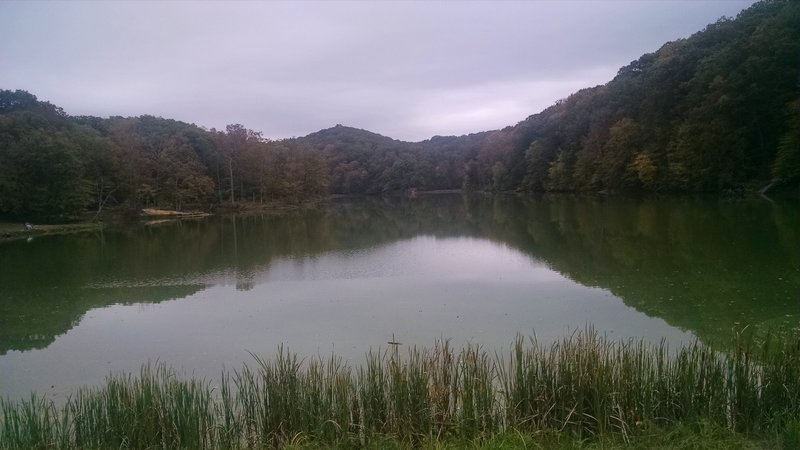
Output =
[{"x1": 1, "y1": 329, "x2": 798, "y2": 449}]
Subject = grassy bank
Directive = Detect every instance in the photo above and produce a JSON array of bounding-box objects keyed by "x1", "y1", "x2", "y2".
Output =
[
  {"x1": 0, "y1": 222, "x2": 103, "y2": 242},
  {"x1": 1, "y1": 329, "x2": 798, "y2": 449}
]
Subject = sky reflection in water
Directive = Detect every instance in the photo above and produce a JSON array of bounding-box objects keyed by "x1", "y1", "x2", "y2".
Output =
[{"x1": 1, "y1": 235, "x2": 691, "y2": 402}]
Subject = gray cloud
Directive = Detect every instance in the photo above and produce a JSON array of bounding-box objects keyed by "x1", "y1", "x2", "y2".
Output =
[{"x1": 0, "y1": 0, "x2": 755, "y2": 141}]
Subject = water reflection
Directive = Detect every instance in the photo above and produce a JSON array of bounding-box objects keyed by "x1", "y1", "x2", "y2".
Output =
[
  {"x1": 0, "y1": 194, "x2": 797, "y2": 400},
  {"x1": 495, "y1": 195, "x2": 799, "y2": 341}
]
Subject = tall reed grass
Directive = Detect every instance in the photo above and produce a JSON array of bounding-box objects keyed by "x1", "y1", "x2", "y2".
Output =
[{"x1": 1, "y1": 328, "x2": 798, "y2": 449}]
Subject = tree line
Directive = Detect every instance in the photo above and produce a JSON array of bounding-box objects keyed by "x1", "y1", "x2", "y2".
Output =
[
  {"x1": 1, "y1": 0, "x2": 797, "y2": 222},
  {"x1": 298, "y1": 0, "x2": 799, "y2": 196},
  {"x1": 513, "y1": 0, "x2": 800, "y2": 193},
  {"x1": 0, "y1": 93, "x2": 330, "y2": 222}
]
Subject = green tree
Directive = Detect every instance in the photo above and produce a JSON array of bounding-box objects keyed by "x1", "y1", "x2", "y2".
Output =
[
  {"x1": 600, "y1": 118, "x2": 641, "y2": 189},
  {"x1": 0, "y1": 131, "x2": 91, "y2": 221},
  {"x1": 546, "y1": 150, "x2": 571, "y2": 191},
  {"x1": 491, "y1": 161, "x2": 510, "y2": 192},
  {"x1": 159, "y1": 136, "x2": 215, "y2": 210},
  {"x1": 630, "y1": 152, "x2": 658, "y2": 189},
  {"x1": 772, "y1": 99, "x2": 800, "y2": 187}
]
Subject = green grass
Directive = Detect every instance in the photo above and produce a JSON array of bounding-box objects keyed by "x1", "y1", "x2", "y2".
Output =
[{"x1": 1, "y1": 328, "x2": 798, "y2": 449}]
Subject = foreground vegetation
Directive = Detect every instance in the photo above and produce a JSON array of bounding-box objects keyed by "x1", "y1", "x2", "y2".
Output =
[{"x1": 1, "y1": 329, "x2": 798, "y2": 449}]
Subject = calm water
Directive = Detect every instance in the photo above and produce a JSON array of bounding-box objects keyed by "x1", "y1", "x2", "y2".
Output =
[{"x1": 1, "y1": 195, "x2": 798, "y2": 401}]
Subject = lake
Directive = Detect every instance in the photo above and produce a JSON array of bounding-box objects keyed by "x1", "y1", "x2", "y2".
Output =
[{"x1": 1, "y1": 194, "x2": 798, "y2": 402}]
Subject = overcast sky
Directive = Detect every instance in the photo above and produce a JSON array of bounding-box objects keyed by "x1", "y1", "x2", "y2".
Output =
[{"x1": 0, "y1": 1, "x2": 755, "y2": 142}]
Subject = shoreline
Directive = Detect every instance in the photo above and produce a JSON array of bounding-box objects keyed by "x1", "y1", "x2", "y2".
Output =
[
  {"x1": 0, "y1": 222, "x2": 104, "y2": 243},
  {"x1": 1, "y1": 190, "x2": 793, "y2": 243},
  {"x1": 1, "y1": 330, "x2": 797, "y2": 449}
]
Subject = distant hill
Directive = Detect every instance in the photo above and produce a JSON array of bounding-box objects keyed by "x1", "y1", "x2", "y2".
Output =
[
  {"x1": 295, "y1": 125, "x2": 491, "y2": 194},
  {"x1": 295, "y1": 0, "x2": 799, "y2": 194},
  {"x1": 1, "y1": 0, "x2": 797, "y2": 221},
  {"x1": 302, "y1": 124, "x2": 403, "y2": 149}
]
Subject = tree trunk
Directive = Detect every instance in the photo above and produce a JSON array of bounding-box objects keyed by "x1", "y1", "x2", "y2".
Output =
[{"x1": 228, "y1": 157, "x2": 235, "y2": 203}]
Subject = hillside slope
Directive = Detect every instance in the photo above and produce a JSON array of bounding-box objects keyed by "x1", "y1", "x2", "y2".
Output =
[
  {"x1": 1, "y1": 1, "x2": 797, "y2": 221},
  {"x1": 296, "y1": 0, "x2": 799, "y2": 194},
  {"x1": 509, "y1": 0, "x2": 800, "y2": 193}
]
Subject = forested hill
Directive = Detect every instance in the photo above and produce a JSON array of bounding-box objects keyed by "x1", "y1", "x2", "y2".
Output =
[
  {"x1": 297, "y1": 125, "x2": 490, "y2": 194},
  {"x1": 297, "y1": 0, "x2": 799, "y2": 195},
  {"x1": 509, "y1": 0, "x2": 800, "y2": 193},
  {"x1": 1, "y1": 0, "x2": 798, "y2": 222},
  {"x1": 0, "y1": 104, "x2": 332, "y2": 222}
]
